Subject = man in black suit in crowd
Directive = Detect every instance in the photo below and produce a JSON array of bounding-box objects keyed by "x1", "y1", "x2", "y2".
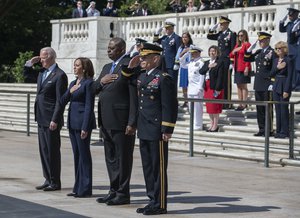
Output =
[
  {"x1": 72, "y1": 0, "x2": 87, "y2": 18},
  {"x1": 122, "y1": 43, "x2": 178, "y2": 215},
  {"x1": 23, "y1": 47, "x2": 68, "y2": 191},
  {"x1": 93, "y1": 37, "x2": 138, "y2": 205}
]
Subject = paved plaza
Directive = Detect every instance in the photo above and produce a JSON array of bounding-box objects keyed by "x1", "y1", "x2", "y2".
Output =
[{"x1": 0, "y1": 130, "x2": 299, "y2": 218}]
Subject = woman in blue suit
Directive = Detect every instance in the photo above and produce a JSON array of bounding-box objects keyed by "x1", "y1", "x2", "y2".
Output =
[
  {"x1": 61, "y1": 57, "x2": 96, "y2": 197},
  {"x1": 271, "y1": 41, "x2": 292, "y2": 139}
]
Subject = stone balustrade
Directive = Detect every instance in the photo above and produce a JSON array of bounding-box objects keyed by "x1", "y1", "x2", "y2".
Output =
[{"x1": 50, "y1": 0, "x2": 300, "y2": 79}]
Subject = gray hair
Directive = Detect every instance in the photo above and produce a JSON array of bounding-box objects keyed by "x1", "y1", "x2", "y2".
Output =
[{"x1": 40, "y1": 47, "x2": 57, "y2": 59}]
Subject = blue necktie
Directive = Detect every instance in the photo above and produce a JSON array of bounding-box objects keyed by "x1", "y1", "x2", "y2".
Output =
[
  {"x1": 42, "y1": 69, "x2": 48, "y2": 83},
  {"x1": 110, "y1": 63, "x2": 116, "y2": 74}
]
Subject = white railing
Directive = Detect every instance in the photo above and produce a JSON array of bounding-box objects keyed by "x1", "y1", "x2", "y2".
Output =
[{"x1": 63, "y1": 20, "x2": 89, "y2": 42}]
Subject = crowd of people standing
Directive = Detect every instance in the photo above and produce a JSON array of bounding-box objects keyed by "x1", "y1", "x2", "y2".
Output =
[
  {"x1": 21, "y1": 3, "x2": 300, "y2": 216},
  {"x1": 71, "y1": 0, "x2": 276, "y2": 18}
]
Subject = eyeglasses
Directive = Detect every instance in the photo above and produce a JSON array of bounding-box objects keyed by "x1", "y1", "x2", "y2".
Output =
[{"x1": 238, "y1": 34, "x2": 244, "y2": 37}]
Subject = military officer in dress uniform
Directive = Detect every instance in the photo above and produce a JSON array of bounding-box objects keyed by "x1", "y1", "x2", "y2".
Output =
[
  {"x1": 244, "y1": 32, "x2": 275, "y2": 137},
  {"x1": 207, "y1": 16, "x2": 236, "y2": 109},
  {"x1": 279, "y1": 8, "x2": 300, "y2": 91},
  {"x1": 122, "y1": 43, "x2": 178, "y2": 215},
  {"x1": 153, "y1": 20, "x2": 181, "y2": 89},
  {"x1": 127, "y1": 38, "x2": 147, "y2": 58}
]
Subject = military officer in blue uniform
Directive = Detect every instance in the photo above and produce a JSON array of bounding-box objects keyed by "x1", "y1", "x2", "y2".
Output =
[
  {"x1": 244, "y1": 32, "x2": 276, "y2": 136},
  {"x1": 153, "y1": 20, "x2": 181, "y2": 89},
  {"x1": 122, "y1": 43, "x2": 178, "y2": 215},
  {"x1": 127, "y1": 38, "x2": 147, "y2": 58},
  {"x1": 279, "y1": 8, "x2": 300, "y2": 91},
  {"x1": 279, "y1": 8, "x2": 300, "y2": 114},
  {"x1": 207, "y1": 16, "x2": 236, "y2": 109}
]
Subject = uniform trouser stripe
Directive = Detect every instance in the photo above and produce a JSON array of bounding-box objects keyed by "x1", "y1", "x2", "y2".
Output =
[
  {"x1": 268, "y1": 91, "x2": 274, "y2": 132},
  {"x1": 159, "y1": 140, "x2": 165, "y2": 209}
]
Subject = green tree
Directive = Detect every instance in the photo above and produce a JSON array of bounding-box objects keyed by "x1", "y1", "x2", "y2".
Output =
[
  {"x1": 11, "y1": 51, "x2": 34, "y2": 83},
  {"x1": 0, "y1": 0, "x2": 76, "y2": 82}
]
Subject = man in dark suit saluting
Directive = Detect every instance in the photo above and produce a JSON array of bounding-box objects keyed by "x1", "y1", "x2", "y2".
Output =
[
  {"x1": 94, "y1": 37, "x2": 138, "y2": 205},
  {"x1": 23, "y1": 47, "x2": 68, "y2": 191}
]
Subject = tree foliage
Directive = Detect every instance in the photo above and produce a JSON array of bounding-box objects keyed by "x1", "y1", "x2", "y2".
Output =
[
  {"x1": 0, "y1": 0, "x2": 76, "y2": 82},
  {"x1": 0, "y1": 0, "x2": 172, "y2": 82}
]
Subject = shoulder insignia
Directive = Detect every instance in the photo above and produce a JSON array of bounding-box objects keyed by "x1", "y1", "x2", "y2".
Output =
[{"x1": 121, "y1": 70, "x2": 134, "y2": 77}]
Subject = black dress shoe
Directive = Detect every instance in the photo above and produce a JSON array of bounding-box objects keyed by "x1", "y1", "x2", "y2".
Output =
[
  {"x1": 96, "y1": 192, "x2": 116, "y2": 203},
  {"x1": 66, "y1": 192, "x2": 77, "y2": 197},
  {"x1": 254, "y1": 132, "x2": 264, "y2": 137},
  {"x1": 43, "y1": 185, "x2": 61, "y2": 191},
  {"x1": 136, "y1": 204, "x2": 151, "y2": 213},
  {"x1": 275, "y1": 133, "x2": 288, "y2": 139},
  {"x1": 295, "y1": 111, "x2": 300, "y2": 115},
  {"x1": 106, "y1": 196, "x2": 130, "y2": 205},
  {"x1": 143, "y1": 207, "x2": 167, "y2": 215},
  {"x1": 35, "y1": 183, "x2": 49, "y2": 190}
]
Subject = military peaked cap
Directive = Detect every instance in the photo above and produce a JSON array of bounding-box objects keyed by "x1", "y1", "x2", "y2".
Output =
[
  {"x1": 219, "y1": 16, "x2": 231, "y2": 24},
  {"x1": 287, "y1": 8, "x2": 300, "y2": 15},
  {"x1": 140, "y1": 43, "x2": 163, "y2": 56},
  {"x1": 257, "y1": 31, "x2": 272, "y2": 40}
]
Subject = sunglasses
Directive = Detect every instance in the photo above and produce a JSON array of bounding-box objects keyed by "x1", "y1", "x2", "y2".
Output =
[
  {"x1": 275, "y1": 47, "x2": 284, "y2": 51},
  {"x1": 238, "y1": 34, "x2": 244, "y2": 37}
]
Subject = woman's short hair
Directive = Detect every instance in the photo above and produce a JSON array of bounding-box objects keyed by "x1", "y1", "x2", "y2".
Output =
[
  {"x1": 208, "y1": 45, "x2": 221, "y2": 57},
  {"x1": 274, "y1": 41, "x2": 288, "y2": 56}
]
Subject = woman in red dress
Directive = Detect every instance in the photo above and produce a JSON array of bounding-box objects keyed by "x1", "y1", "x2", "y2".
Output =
[
  {"x1": 199, "y1": 45, "x2": 224, "y2": 132},
  {"x1": 229, "y1": 29, "x2": 252, "y2": 111}
]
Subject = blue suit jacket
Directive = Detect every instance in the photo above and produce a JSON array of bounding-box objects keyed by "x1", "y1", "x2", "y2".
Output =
[
  {"x1": 279, "y1": 19, "x2": 300, "y2": 57},
  {"x1": 60, "y1": 78, "x2": 96, "y2": 132},
  {"x1": 28, "y1": 64, "x2": 68, "y2": 128},
  {"x1": 155, "y1": 33, "x2": 181, "y2": 69}
]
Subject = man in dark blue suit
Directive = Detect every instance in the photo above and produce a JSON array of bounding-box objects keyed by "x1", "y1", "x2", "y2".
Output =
[
  {"x1": 153, "y1": 20, "x2": 181, "y2": 89},
  {"x1": 93, "y1": 38, "x2": 138, "y2": 205},
  {"x1": 279, "y1": 7, "x2": 300, "y2": 91},
  {"x1": 23, "y1": 47, "x2": 68, "y2": 191}
]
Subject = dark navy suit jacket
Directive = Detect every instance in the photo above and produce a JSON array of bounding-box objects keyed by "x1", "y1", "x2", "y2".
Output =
[
  {"x1": 270, "y1": 57, "x2": 292, "y2": 95},
  {"x1": 60, "y1": 78, "x2": 96, "y2": 132},
  {"x1": 93, "y1": 55, "x2": 138, "y2": 130},
  {"x1": 27, "y1": 64, "x2": 68, "y2": 128},
  {"x1": 72, "y1": 8, "x2": 87, "y2": 18},
  {"x1": 279, "y1": 18, "x2": 300, "y2": 58},
  {"x1": 155, "y1": 33, "x2": 181, "y2": 69}
]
